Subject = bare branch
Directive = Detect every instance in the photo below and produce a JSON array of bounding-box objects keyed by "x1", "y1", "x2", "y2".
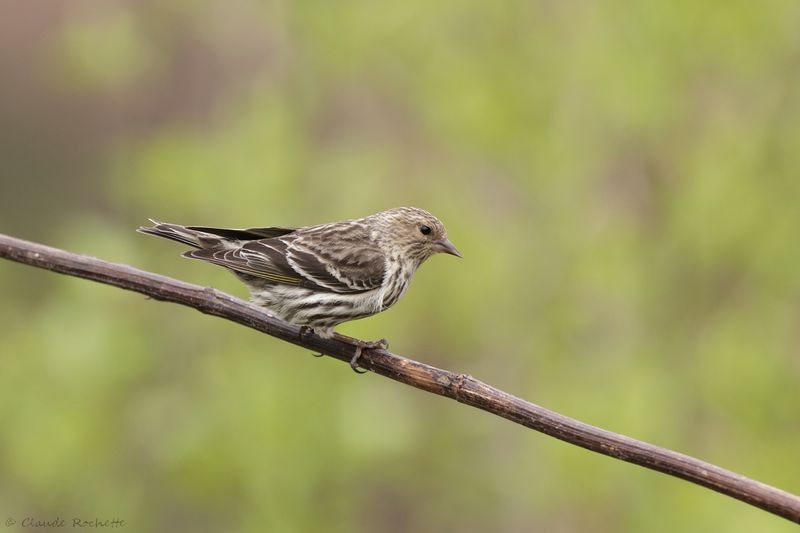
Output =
[{"x1": 1, "y1": 232, "x2": 798, "y2": 524}]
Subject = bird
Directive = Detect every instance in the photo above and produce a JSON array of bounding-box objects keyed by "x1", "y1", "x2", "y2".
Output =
[{"x1": 138, "y1": 207, "x2": 461, "y2": 372}]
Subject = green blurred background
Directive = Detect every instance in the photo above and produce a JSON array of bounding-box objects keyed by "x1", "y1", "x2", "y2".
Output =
[{"x1": 1, "y1": 1, "x2": 799, "y2": 531}]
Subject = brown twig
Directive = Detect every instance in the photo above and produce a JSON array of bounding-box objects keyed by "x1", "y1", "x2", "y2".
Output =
[{"x1": 1, "y1": 232, "x2": 799, "y2": 524}]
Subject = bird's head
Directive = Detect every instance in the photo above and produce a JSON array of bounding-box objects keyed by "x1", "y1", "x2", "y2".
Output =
[{"x1": 374, "y1": 207, "x2": 461, "y2": 265}]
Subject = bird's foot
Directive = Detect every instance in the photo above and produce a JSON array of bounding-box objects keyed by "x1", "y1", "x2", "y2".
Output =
[
  {"x1": 299, "y1": 326, "x2": 324, "y2": 358},
  {"x1": 350, "y1": 338, "x2": 389, "y2": 374}
]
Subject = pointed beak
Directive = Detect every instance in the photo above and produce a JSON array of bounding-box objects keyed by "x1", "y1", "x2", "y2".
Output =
[{"x1": 434, "y1": 238, "x2": 462, "y2": 258}]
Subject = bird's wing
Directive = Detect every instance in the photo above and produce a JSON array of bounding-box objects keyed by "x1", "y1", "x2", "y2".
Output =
[
  {"x1": 284, "y1": 230, "x2": 386, "y2": 292},
  {"x1": 184, "y1": 232, "x2": 386, "y2": 293}
]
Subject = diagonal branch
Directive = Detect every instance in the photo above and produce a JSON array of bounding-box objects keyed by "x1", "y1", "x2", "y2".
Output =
[{"x1": 1, "y1": 232, "x2": 798, "y2": 524}]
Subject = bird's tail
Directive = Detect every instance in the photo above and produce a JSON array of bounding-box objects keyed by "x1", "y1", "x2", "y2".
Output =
[{"x1": 137, "y1": 220, "x2": 219, "y2": 249}]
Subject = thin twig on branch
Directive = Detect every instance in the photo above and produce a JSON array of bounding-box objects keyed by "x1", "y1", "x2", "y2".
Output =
[{"x1": 1, "y1": 232, "x2": 798, "y2": 524}]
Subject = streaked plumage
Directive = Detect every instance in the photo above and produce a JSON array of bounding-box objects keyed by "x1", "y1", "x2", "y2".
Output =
[{"x1": 138, "y1": 207, "x2": 460, "y2": 368}]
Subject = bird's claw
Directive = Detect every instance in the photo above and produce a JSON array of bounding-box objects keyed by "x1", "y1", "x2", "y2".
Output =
[
  {"x1": 373, "y1": 338, "x2": 389, "y2": 350},
  {"x1": 298, "y1": 326, "x2": 325, "y2": 357},
  {"x1": 349, "y1": 338, "x2": 389, "y2": 374},
  {"x1": 350, "y1": 347, "x2": 368, "y2": 374}
]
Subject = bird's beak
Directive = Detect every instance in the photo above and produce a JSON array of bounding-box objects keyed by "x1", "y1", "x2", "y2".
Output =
[{"x1": 434, "y1": 238, "x2": 462, "y2": 258}]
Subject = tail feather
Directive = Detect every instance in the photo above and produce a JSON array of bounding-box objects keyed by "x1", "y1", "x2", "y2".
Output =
[
  {"x1": 137, "y1": 221, "x2": 212, "y2": 248},
  {"x1": 139, "y1": 219, "x2": 298, "y2": 250},
  {"x1": 185, "y1": 225, "x2": 296, "y2": 240}
]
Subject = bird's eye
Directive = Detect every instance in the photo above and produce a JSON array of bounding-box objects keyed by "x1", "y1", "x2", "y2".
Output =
[{"x1": 419, "y1": 225, "x2": 432, "y2": 236}]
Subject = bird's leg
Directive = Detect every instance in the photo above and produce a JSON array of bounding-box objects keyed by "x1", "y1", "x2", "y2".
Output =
[
  {"x1": 298, "y1": 326, "x2": 325, "y2": 358},
  {"x1": 350, "y1": 338, "x2": 389, "y2": 374}
]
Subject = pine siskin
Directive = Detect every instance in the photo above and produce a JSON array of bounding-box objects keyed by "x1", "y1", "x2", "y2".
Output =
[{"x1": 138, "y1": 207, "x2": 461, "y2": 371}]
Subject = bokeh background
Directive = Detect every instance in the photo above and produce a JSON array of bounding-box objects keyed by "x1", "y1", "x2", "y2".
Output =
[{"x1": 1, "y1": 1, "x2": 799, "y2": 532}]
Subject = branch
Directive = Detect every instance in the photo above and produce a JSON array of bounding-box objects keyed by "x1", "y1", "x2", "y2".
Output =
[{"x1": 1, "y1": 232, "x2": 798, "y2": 524}]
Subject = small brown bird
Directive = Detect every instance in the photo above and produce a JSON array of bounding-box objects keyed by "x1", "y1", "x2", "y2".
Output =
[{"x1": 138, "y1": 207, "x2": 460, "y2": 371}]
